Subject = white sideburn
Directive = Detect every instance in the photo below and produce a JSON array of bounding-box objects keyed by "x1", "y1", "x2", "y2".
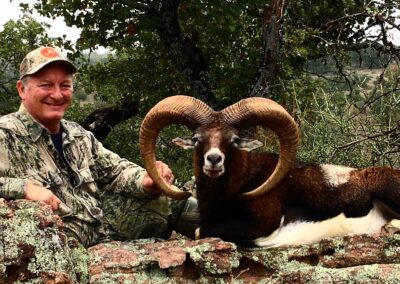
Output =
[
  {"x1": 253, "y1": 200, "x2": 392, "y2": 247},
  {"x1": 320, "y1": 164, "x2": 355, "y2": 187}
]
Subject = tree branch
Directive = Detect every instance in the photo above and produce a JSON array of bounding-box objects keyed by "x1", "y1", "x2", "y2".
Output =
[
  {"x1": 335, "y1": 123, "x2": 399, "y2": 150},
  {"x1": 321, "y1": 12, "x2": 369, "y2": 31},
  {"x1": 247, "y1": 0, "x2": 288, "y2": 98},
  {"x1": 80, "y1": 98, "x2": 140, "y2": 142}
]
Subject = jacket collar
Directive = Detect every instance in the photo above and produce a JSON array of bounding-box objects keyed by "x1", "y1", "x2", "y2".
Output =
[
  {"x1": 16, "y1": 104, "x2": 83, "y2": 142},
  {"x1": 17, "y1": 104, "x2": 46, "y2": 142}
]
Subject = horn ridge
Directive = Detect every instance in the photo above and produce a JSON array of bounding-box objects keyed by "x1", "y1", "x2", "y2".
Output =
[
  {"x1": 221, "y1": 97, "x2": 300, "y2": 200},
  {"x1": 140, "y1": 95, "x2": 214, "y2": 200}
]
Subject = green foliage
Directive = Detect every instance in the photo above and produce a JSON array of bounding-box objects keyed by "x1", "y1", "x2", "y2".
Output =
[
  {"x1": 31, "y1": 0, "x2": 273, "y2": 108},
  {"x1": 177, "y1": 1, "x2": 266, "y2": 103},
  {"x1": 154, "y1": 125, "x2": 195, "y2": 183},
  {"x1": 26, "y1": 0, "x2": 400, "y2": 106},
  {"x1": 287, "y1": 70, "x2": 400, "y2": 168},
  {"x1": 76, "y1": 48, "x2": 191, "y2": 114},
  {"x1": 0, "y1": 16, "x2": 55, "y2": 114},
  {"x1": 103, "y1": 119, "x2": 194, "y2": 184},
  {"x1": 2, "y1": 0, "x2": 399, "y2": 182},
  {"x1": 65, "y1": 101, "x2": 96, "y2": 124}
]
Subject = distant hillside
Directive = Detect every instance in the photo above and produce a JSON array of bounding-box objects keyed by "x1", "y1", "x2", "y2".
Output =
[{"x1": 305, "y1": 48, "x2": 392, "y2": 74}]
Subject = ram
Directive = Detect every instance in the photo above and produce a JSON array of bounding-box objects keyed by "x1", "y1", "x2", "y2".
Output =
[{"x1": 139, "y1": 95, "x2": 400, "y2": 247}]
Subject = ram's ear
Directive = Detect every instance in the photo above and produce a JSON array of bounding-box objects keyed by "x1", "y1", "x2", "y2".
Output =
[
  {"x1": 171, "y1": 137, "x2": 195, "y2": 149},
  {"x1": 238, "y1": 138, "x2": 263, "y2": 152}
]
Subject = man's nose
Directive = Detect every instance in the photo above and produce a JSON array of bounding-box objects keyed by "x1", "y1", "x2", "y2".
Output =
[{"x1": 51, "y1": 86, "x2": 63, "y2": 99}]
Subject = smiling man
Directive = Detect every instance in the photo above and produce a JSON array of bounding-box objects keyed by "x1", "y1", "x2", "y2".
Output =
[
  {"x1": 17, "y1": 47, "x2": 76, "y2": 134},
  {"x1": 0, "y1": 46, "x2": 199, "y2": 247}
]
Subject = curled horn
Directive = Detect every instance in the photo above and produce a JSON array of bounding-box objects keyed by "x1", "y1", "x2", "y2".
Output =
[
  {"x1": 221, "y1": 97, "x2": 300, "y2": 200},
  {"x1": 139, "y1": 95, "x2": 214, "y2": 200}
]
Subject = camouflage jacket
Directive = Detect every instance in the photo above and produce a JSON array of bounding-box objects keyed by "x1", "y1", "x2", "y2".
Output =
[{"x1": 0, "y1": 105, "x2": 150, "y2": 238}]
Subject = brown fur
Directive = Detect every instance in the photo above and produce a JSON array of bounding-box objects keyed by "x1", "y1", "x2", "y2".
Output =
[{"x1": 184, "y1": 127, "x2": 400, "y2": 243}]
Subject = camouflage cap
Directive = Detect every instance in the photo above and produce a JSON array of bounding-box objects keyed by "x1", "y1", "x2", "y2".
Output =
[{"x1": 19, "y1": 46, "x2": 77, "y2": 79}]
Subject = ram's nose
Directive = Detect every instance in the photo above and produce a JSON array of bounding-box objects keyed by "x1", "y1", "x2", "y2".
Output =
[{"x1": 206, "y1": 153, "x2": 222, "y2": 165}]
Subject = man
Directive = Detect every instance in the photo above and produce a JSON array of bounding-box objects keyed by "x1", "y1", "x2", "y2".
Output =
[{"x1": 0, "y1": 46, "x2": 198, "y2": 247}]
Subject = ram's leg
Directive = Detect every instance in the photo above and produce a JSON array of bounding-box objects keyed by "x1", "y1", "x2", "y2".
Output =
[
  {"x1": 253, "y1": 201, "x2": 390, "y2": 247},
  {"x1": 382, "y1": 218, "x2": 400, "y2": 233},
  {"x1": 388, "y1": 219, "x2": 400, "y2": 228},
  {"x1": 253, "y1": 214, "x2": 347, "y2": 247}
]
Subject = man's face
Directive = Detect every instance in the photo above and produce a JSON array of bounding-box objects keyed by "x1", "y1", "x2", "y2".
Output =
[{"x1": 17, "y1": 62, "x2": 74, "y2": 133}]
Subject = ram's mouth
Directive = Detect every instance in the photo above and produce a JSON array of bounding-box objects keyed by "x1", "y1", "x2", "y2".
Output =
[{"x1": 203, "y1": 167, "x2": 224, "y2": 178}]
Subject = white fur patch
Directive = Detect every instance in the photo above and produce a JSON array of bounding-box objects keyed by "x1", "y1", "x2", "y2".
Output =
[
  {"x1": 320, "y1": 164, "x2": 355, "y2": 187},
  {"x1": 253, "y1": 200, "x2": 391, "y2": 247},
  {"x1": 204, "y1": 147, "x2": 225, "y2": 169}
]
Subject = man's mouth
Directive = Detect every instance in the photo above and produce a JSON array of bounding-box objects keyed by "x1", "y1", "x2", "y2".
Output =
[{"x1": 44, "y1": 102, "x2": 65, "y2": 107}]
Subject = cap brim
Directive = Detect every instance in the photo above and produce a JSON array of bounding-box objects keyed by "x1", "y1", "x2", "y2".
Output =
[{"x1": 21, "y1": 59, "x2": 78, "y2": 79}]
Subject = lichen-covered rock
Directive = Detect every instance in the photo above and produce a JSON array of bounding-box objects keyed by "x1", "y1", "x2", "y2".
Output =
[
  {"x1": 88, "y1": 238, "x2": 240, "y2": 283},
  {"x1": 87, "y1": 223, "x2": 400, "y2": 283},
  {"x1": 0, "y1": 199, "x2": 89, "y2": 283},
  {"x1": 2, "y1": 199, "x2": 400, "y2": 283},
  {"x1": 238, "y1": 224, "x2": 400, "y2": 283}
]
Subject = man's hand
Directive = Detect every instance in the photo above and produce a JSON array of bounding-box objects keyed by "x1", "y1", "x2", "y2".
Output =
[
  {"x1": 142, "y1": 161, "x2": 174, "y2": 195},
  {"x1": 24, "y1": 180, "x2": 61, "y2": 211}
]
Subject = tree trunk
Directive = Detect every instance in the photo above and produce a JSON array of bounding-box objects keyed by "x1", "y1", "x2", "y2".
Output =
[
  {"x1": 154, "y1": 0, "x2": 219, "y2": 109},
  {"x1": 248, "y1": 0, "x2": 288, "y2": 98}
]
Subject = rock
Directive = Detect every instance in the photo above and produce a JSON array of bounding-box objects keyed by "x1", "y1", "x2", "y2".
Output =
[
  {"x1": 1, "y1": 199, "x2": 400, "y2": 283},
  {"x1": 88, "y1": 232, "x2": 400, "y2": 283},
  {"x1": 238, "y1": 231, "x2": 400, "y2": 283},
  {"x1": 0, "y1": 199, "x2": 89, "y2": 283},
  {"x1": 88, "y1": 238, "x2": 240, "y2": 283}
]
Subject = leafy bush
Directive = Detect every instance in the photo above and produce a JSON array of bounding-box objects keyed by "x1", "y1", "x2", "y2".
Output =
[{"x1": 287, "y1": 68, "x2": 400, "y2": 168}]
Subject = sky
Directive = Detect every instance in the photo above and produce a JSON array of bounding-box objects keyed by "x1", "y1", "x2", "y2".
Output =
[{"x1": 0, "y1": 0, "x2": 81, "y2": 42}]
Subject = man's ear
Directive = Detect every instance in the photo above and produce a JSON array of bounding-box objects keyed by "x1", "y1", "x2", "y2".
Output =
[
  {"x1": 171, "y1": 137, "x2": 195, "y2": 150},
  {"x1": 238, "y1": 138, "x2": 263, "y2": 152},
  {"x1": 16, "y1": 80, "x2": 26, "y2": 101}
]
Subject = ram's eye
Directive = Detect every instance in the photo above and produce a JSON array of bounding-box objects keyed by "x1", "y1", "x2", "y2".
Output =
[
  {"x1": 192, "y1": 135, "x2": 201, "y2": 145},
  {"x1": 231, "y1": 136, "x2": 241, "y2": 146}
]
